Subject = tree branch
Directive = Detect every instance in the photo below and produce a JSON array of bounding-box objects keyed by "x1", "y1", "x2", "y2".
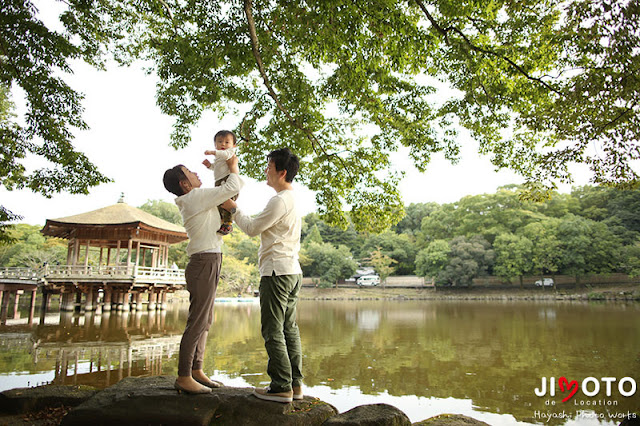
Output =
[
  {"x1": 414, "y1": 0, "x2": 563, "y2": 96},
  {"x1": 243, "y1": 0, "x2": 357, "y2": 184},
  {"x1": 158, "y1": 0, "x2": 173, "y2": 19}
]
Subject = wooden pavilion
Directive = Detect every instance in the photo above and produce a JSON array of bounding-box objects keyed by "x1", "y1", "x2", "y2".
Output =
[{"x1": 40, "y1": 199, "x2": 187, "y2": 313}]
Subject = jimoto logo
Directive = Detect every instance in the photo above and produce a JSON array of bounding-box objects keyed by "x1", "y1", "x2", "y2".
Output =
[{"x1": 535, "y1": 376, "x2": 636, "y2": 402}]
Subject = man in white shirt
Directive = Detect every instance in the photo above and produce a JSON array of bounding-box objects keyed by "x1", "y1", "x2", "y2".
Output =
[
  {"x1": 162, "y1": 156, "x2": 243, "y2": 394},
  {"x1": 228, "y1": 148, "x2": 304, "y2": 403}
]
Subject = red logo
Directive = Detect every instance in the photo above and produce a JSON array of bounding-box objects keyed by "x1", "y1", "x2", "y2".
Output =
[{"x1": 558, "y1": 377, "x2": 579, "y2": 402}]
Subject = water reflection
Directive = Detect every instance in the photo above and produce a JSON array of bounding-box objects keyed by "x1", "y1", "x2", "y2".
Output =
[
  {"x1": 1, "y1": 308, "x2": 184, "y2": 389},
  {"x1": 0, "y1": 300, "x2": 638, "y2": 425}
]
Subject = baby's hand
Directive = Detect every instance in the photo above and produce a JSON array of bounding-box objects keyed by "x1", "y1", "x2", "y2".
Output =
[
  {"x1": 221, "y1": 199, "x2": 237, "y2": 212},
  {"x1": 202, "y1": 159, "x2": 212, "y2": 168},
  {"x1": 204, "y1": 150, "x2": 216, "y2": 156}
]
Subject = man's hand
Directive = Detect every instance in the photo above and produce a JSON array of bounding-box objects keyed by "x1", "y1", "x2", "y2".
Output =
[
  {"x1": 226, "y1": 155, "x2": 239, "y2": 174},
  {"x1": 221, "y1": 199, "x2": 237, "y2": 212},
  {"x1": 202, "y1": 159, "x2": 212, "y2": 168}
]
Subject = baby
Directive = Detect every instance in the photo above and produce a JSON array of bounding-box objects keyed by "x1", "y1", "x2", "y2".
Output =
[{"x1": 202, "y1": 130, "x2": 238, "y2": 235}]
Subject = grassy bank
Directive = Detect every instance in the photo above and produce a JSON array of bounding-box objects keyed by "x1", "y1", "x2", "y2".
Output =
[{"x1": 297, "y1": 283, "x2": 640, "y2": 301}]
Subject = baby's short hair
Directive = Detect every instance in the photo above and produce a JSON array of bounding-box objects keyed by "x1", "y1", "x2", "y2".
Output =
[{"x1": 214, "y1": 130, "x2": 237, "y2": 145}]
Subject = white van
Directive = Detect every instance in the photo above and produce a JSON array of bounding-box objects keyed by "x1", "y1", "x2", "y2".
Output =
[
  {"x1": 357, "y1": 275, "x2": 380, "y2": 287},
  {"x1": 535, "y1": 278, "x2": 554, "y2": 287}
]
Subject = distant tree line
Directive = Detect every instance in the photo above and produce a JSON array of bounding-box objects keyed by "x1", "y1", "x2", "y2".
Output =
[
  {"x1": 298, "y1": 185, "x2": 640, "y2": 287},
  {"x1": 2, "y1": 185, "x2": 639, "y2": 289}
]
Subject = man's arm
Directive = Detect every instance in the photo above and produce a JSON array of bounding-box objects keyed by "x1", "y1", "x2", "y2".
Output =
[
  {"x1": 233, "y1": 196, "x2": 286, "y2": 238},
  {"x1": 189, "y1": 173, "x2": 243, "y2": 212}
]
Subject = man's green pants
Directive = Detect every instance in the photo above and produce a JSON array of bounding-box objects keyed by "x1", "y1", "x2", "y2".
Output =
[{"x1": 259, "y1": 273, "x2": 304, "y2": 393}]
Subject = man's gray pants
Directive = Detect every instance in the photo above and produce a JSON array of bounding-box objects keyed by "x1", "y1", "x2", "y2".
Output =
[{"x1": 259, "y1": 273, "x2": 304, "y2": 393}]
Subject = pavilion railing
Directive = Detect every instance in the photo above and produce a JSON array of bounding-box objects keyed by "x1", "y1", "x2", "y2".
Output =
[
  {"x1": 134, "y1": 266, "x2": 185, "y2": 283},
  {"x1": 1, "y1": 265, "x2": 185, "y2": 283},
  {"x1": 0, "y1": 267, "x2": 40, "y2": 281}
]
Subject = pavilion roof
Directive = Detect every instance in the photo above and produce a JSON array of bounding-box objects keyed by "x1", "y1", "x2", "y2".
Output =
[{"x1": 42, "y1": 202, "x2": 186, "y2": 240}]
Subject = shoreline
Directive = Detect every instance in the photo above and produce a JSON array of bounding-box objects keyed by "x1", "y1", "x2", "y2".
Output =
[{"x1": 294, "y1": 283, "x2": 640, "y2": 302}]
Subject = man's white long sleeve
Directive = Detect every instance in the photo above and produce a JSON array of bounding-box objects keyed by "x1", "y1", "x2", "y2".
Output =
[{"x1": 234, "y1": 189, "x2": 301, "y2": 276}]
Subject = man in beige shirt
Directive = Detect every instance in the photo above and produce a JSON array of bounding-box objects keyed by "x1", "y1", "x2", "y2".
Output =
[{"x1": 228, "y1": 148, "x2": 304, "y2": 403}]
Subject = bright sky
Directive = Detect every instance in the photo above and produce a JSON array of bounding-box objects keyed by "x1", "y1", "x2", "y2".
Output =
[{"x1": 1, "y1": 3, "x2": 591, "y2": 227}]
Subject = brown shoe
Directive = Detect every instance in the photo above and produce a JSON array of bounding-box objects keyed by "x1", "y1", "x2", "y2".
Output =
[
  {"x1": 253, "y1": 387, "x2": 293, "y2": 403},
  {"x1": 174, "y1": 380, "x2": 212, "y2": 395},
  {"x1": 194, "y1": 377, "x2": 224, "y2": 388}
]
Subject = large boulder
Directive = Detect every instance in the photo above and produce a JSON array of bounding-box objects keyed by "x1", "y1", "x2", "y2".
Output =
[
  {"x1": 413, "y1": 413, "x2": 490, "y2": 425},
  {"x1": 0, "y1": 384, "x2": 98, "y2": 414},
  {"x1": 61, "y1": 375, "x2": 337, "y2": 426},
  {"x1": 322, "y1": 403, "x2": 411, "y2": 426}
]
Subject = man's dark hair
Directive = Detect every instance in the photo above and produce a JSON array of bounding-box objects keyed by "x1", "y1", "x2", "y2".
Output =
[
  {"x1": 163, "y1": 165, "x2": 187, "y2": 196},
  {"x1": 267, "y1": 148, "x2": 299, "y2": 183},
  {"x1": 214, "y1": 130, "x2": 237, "y2": 145}
]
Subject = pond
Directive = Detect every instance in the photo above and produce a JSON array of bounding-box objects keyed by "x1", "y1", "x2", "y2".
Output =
[{"x1": 0, "y1": 299, "x2": 638, "y2": 425}]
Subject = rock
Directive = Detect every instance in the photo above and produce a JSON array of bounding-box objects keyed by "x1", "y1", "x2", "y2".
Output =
[
  {"x1": 61, "y1": 375, "x2": 337, "y2": 426},
  {"x1": 322, "y1": 403, "x2": 411, "y2": 425},
  {"x1": 0, "y1": 384, "x2": 98, "y2": 415},
  {"x1": 413, "y1": 413, "x2": 490, "y2": 425}
]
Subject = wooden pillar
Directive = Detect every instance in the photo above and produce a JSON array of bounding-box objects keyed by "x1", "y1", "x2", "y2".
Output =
[
  {"x1": 122, "y1": 291, "x2": 131, "y2": 312},
  {"x1": 102, "y1": 287, "x2": 112, "y2": 312},
  {"x1": 12, "y1": 292, "x2": 20, "y2": 318},
  {"x1": 114, "y1": 291, "x2": 123, "y2": 311},
  {"x1": 159, "y1": 290, "x2": 168, "y2": 310},
  {"x1": 84, "y1": 241, "x2": 90, "y2": 268},
  {"x1": 93, "y1": 290, "x2": 102, "y2": 314},
  {"x1": 151, "y1": 248, "x2": 157, "y2": 269},
  {"x1": 130, "y1": 293, "x2": 137, "y2": 311},
  {"x1": 127, "y1": 240, "x2": 133, "y2": 269},
  {"x1": 75, "y1": 292, "x2": 82, "y2": 312},
  {"x1": 73, "y1": 239, "x2": 80, "y2": 266},
  {"x1": 99, "y1": 247, "x2": 104, "y2": 267},
  {"x1": 0, "y1": 291, "x2": 9, "y2": 325},
  {"x1": 132, "y1": 292, "x2": 142, "y2": 311},
  {"x1": 135, "y1": 242, "x2": 141, "y2": 268},
  {"x1": 106, "y1": 248, "x2": 111, "y2": 267},
  {"x1": 39, "y1": 289, "x2": 49, "y2": 324},
  {"x1": 155, "y1": 290, "x2": 163, "y2": 310},
  {"x1": 163, "y1": 245, "x2": 168, "y2": 268},
  {"x1": 28, "y1": 290, "x2": 36, "y2": 325},
  {"x1": 148, "y1": 288, "x2": 157, "y2": 311},
  {"x1": 115, "y1": 240, "x2": 121, "y2": 267},
  {"x1": 85, "y1": 287, "x2": 94, "y2": 311},
  {"x1": 66, "y1": 242, "x2": 73, "y2": 265},
  {"x1": 60, "y1": 293, "x2": 74, "y2": 311}
]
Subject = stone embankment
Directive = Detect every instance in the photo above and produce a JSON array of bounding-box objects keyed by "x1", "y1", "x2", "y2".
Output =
[
  {"x1": 0, "y1": 376, "x2": 489, "y2": 425},
  {"x1": 297, "y1": 284, "x2": 640, "y2": 302}
]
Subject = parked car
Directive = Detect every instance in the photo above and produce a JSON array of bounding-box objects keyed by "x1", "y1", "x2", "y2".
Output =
[
  {"x1": 535, "y1": 278, "x2": 554, "y2": 287},
  {"x1": 357, "y1": 275, "x2": 380, "y2": 287}
]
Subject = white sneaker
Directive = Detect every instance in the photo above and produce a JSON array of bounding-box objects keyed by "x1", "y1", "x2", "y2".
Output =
[{"x1": 253, "y1": 387, "x2": 293, "y2": 403}]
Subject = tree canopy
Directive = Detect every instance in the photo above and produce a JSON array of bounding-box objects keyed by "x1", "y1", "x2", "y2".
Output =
[{"x1": 2, "y1": 0, "x2": 639, "y2": 234}]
